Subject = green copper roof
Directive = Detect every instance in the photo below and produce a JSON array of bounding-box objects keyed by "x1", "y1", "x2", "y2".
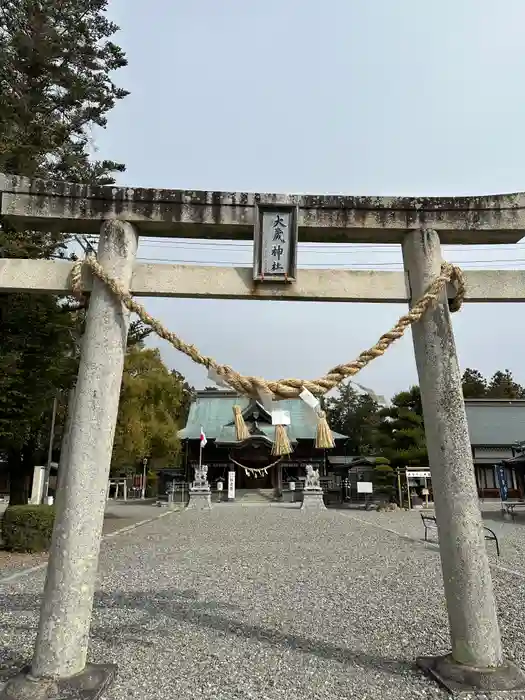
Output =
[{"x1": 178, "y1": 389, "x2": 347, "y2": 442}]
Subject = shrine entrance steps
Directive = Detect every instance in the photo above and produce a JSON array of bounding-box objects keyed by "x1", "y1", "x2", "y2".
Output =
[{"x1": 235, "y1": 489, "x2": 276, "y2": 504}]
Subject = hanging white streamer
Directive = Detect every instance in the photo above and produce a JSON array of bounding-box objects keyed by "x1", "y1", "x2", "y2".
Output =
[
  {"x1": 256, "y1": 387, "x2": 274, "y2": 414},
  {"x1": 271, "y1": 409, "x2": 291, "y2": 426},
  {"x1": 352, "y1": 381, "x2": 387, "y2": 406},
  {"x1": 229, "y1": 455, "x2": 282, "y2": 478},
  {"x1": 207, "y1": 367, "x2": 230, "y2": 389},
  {"x1": 299, "y1": 387, "x2": 320, "y2": 412},
  {"x1": 299, "y1": 387, "x2": 323, "y2": 427}
]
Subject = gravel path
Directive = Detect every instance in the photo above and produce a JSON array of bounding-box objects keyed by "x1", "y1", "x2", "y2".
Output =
[
  {"x1": 1, "y1": 505, "x2": 524, "y2": 700},
  {"x1": 345, "y1": 504, "x2": 525, "y2": 576},
  {"x1": 0, "y1": 503, "x2": 168, "y2": 578}
]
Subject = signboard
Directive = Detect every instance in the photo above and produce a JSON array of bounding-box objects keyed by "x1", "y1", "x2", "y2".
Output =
[
  {"x1": 253, "y1": 204, "x2": 298, "y2": 282},
  {"x1": 357, "y1": 481, "x2": 373, "y2": 494},
  {"x1": 189, "y1": 461, "x2": 226, "y2": 470},
  {"x1": 30, "y1": 466, "x2": 45, "y2": 505},
  {"x1": 228, "y1": 470, "x2": 236, "y2": 500},
  {"x1": 496, "y1": 464, "x2": 508, "y2": 502},
  {"x1": 406, "y1": 470, "x2": 431, "y2": 479},
  {"x1": 282, "y1": 460, "x2": 323, "y2": 468}
]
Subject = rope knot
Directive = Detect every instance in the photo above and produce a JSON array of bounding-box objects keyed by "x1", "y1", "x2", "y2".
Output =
[{"x1": 445, "y1": 263, "x2": 465, "y2": 313}]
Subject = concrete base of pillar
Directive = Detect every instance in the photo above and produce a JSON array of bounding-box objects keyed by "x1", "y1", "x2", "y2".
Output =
[
  {"x1": 0, "y1": 663, "x2": 117, "y2": 700},
  {"x1": 186, "y1": 488, "x2": 212, "y2": 511},
  {"x1": 417, "y1": 654, "x2": 525, "y2": 696},
  {"x1": 300, "y1": 489, "x2": 326, "y2": 510}
]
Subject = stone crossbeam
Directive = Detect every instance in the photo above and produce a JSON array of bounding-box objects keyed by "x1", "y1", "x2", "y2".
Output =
[
  {"x1": 2, "y1": 172, "x2": 525, "y2": 243},
  {"x1": 1, "y1": 258, "x2": 525, "y2": 302}
]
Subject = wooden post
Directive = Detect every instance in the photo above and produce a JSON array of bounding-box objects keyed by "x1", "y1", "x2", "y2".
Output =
[{"x1": 396, "y1": 468, "x2": 403, "y2": 508}]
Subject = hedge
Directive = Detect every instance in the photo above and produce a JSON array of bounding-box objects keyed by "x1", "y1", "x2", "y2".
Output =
[{"x1": 1, "y1": 505, "x2": 56, "y2": 553}]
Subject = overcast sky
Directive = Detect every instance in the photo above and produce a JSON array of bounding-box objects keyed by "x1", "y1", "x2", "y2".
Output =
[{"x1": 92, "y1": 0, "x2": 525, "y2": 399}]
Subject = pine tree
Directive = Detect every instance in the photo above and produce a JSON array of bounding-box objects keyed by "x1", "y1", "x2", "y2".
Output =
[
  {"x1": 324, "y1": 383, "x2": 380, "y2": 455},
  {"x1": 0, "y1": 0, "x2": 127, "y2": 179},
  {"x1": 486, "y1": 370, "x2": 525, "y2": 399},
  {"x1": 0, "y1": 0, "x2": 128, "y2": 502},
  {"x1": 376, "y1": 386, "x2": 428, "y2": 469},
  {"x1": 461, "y1": 368, "x2": 487, "y2": 398}
]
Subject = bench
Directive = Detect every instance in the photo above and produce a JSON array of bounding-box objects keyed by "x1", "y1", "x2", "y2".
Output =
[
  {"x1": 502, "y1": 502, "x2": 525, "y2": 521},
  {"x1": 421, "y1": 514, "x2": 499, "y2": 557}
]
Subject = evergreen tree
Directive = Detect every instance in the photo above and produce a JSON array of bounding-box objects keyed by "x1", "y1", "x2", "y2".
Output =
[
  {"x1": 486, "y1": 370, "x2": 525, "y2": 399},
  {"x1": 0, "y1": 0, "x2": 128, "y2": 502},
  {"x1": 376, "y1": 386, "x2": 427, "y2": 469},
  {"x1": 171, "y1": 370, "x2": 195, "y2": 425},
  {"x1": 128, "y1": 320, "x2": 153, "y2": 348},
  {"x1": 0, "y1": 0, "x2": 127, "y2": 179},
  {"x1": 324, "y1": 383, "x2": 380, "y2": 455},
  {"x1": 461, "y1": 368, "x2": 487, "y2": 398},
  {"x1": 372, "y1": 457, "x2": 396, "y2": 499}
]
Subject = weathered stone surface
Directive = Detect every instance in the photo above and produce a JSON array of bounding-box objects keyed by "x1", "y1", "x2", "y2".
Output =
[
  {"x1": 418, "y1": 654, "x2": 525, "y2": 695},
  {"x1": 300, "y1": 490, "x2": 326, "y2": 510},
  {"x1": 304, "y1": 465, "x2": 321, "y2": 489},
  {"x1": 402, "y1": 229, "x2": 504, "y2": 669},
  {"x1": 0, "y1": 664, "x2": 117, "y2": 700},
  {"x1": 186, "y1": 489, "x2": 212, "y2": 511},
  {"x1": 3, "y1": 260, "x2": 525, "y2": 303},
  {"x1": 1, "y1": 171, "x2": 524, "y2": 243},
  {"x1": 30, "y1": 221, "x2": 138, "y2": 679},
  {"x1": 186, "y1": 484, "x2": 212, "y2": 510}
]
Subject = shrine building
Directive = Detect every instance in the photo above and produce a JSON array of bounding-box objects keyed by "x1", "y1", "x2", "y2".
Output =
[
  {"x1": 177, "y1": 389, "x2": 348, "y2": 495},
  {"x1": 465, "y1": 399, "x2": 525, "y2": 499},
  {"x1": 174, "y1": 392, "x2": 525, "y2": 504}
]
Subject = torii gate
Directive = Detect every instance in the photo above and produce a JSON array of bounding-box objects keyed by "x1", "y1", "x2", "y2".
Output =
[{"x1": 1, "y1": 172, "x2": 525, "y2": 698}]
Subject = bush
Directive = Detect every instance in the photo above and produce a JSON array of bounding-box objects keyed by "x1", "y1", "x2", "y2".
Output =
[
  {"x1": 1, "y1": 505, "x2": 56, "y2": 552},
  {"x1": 373, "y1": 463, "x2": 396, "y2": 500}
]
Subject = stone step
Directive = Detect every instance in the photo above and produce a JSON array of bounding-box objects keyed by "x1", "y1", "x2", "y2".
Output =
[{"x1": 237, "y1": 489, "x2": 275, "y2": 503}]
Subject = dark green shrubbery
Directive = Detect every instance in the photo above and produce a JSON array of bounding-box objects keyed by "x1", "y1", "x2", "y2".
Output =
[
  {"x1": 1, "y1": 505, "x2": 56, "y2": 552},
  {"x1": 373, "y1": 460, "x2": 396, "y2": 501}
]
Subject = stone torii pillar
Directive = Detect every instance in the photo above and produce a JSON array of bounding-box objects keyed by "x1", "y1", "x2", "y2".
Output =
[
  {"x1": 402, "y1": 228, "x2": 525, "y2": 694},
  {"x1": 3, "y1": 220, "x2": 138, "y2": 700},
  {"x1": 4, "y1": 173, "x2": 525, "y2": 697}
]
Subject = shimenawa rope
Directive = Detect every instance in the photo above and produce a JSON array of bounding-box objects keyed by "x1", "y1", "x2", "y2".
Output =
[
  {"x1": 70, "y1": 254, "x2": 465, "y2": 400},
  {"x1": 229, "y1": 454, "x2": 282, "y2": 478}
]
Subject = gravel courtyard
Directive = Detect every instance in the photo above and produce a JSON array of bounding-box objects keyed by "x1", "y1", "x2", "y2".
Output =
[{"x1": 1, "y1": 505, "x2": 525, "y2": 700}]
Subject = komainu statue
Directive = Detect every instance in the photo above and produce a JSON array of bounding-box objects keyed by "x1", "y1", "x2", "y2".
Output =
[{"x1": 305, "y1": 464, "x2": 320, "y2": 490}]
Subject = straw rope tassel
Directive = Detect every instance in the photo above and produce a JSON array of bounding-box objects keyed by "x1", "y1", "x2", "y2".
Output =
[
  {"x1": 272, "y1": 424, "x2": 292, "y2": 456},
  {"x1": 315, "y1": 410, "x2": 335, "y2": 449},
  {"x1": 233, "y1": 405, "x2": 250, "y2": 441}
]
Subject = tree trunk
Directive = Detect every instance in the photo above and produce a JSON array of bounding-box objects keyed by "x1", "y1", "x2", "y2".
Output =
[
  {"x1": 8, "y1": 452, "x2": 28, "y2": 505},
  {"x1": 8, "y1": 445, "x2": 36, "y2": 505}
]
